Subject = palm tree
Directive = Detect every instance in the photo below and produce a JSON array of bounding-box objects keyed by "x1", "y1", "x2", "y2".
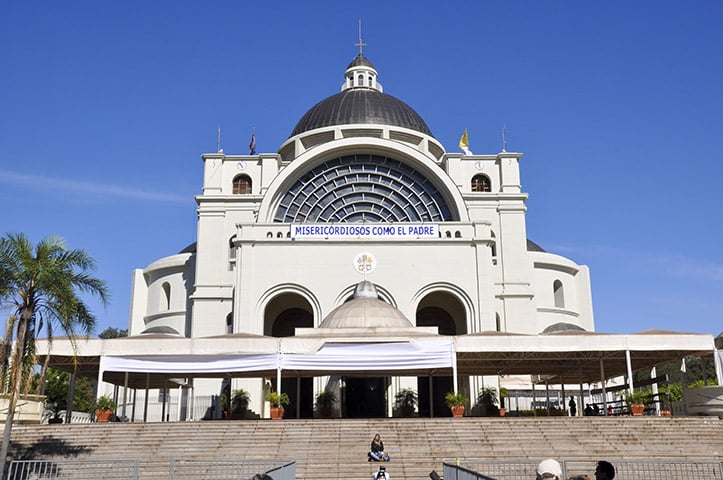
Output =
[{"x1": 0, "y1": 233, "x2": 108, "y2": 475}]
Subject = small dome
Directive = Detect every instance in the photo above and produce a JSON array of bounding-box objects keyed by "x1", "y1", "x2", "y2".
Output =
[
  {"x1": 541, "y1": 322, "x2": 587, "y2": 334},
  {"x1": 319, "y1": 282, "x2": 414, "y2": 329},
  {"x1": 140, "y1": 325, "x2": 181, "y2": 335},
  {"x1": 290, "y1": 89, "x2": 432, "y2": 137},
  {"x1": 347, "y1": 54, "x2": 375, "y2": 69}
]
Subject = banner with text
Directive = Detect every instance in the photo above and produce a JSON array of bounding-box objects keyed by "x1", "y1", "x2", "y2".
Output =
[{"x1": 290, "y1": 223, "x2": 439, "y2": 239}]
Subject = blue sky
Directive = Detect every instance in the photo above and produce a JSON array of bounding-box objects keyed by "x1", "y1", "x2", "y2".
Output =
[{"x1": 2, "y1": 1, "x2": 722, "y2": 337}]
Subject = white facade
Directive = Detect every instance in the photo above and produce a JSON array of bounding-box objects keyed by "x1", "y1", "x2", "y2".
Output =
[{"x1": 125, "y1": 52, "x2": 595, "y2": 419}]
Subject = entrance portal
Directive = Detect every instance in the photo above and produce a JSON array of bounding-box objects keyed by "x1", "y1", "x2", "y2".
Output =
[
  {"x1": 343, "y1": 377, "x2": 387, "y2": 417},
  {"x1": 418, "y1": 376, "x2": 453, "y2": 417},
  {"x1": 281, "y1": 377, "x2": 314, "y2": 418}
]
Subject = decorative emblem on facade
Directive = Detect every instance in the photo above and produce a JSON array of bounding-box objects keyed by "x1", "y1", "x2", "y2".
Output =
[
  {"x1": 353, "y1": 252, "x2": 376, "y2": 275},
  {"x1": 237, "y1": 161, "x2": 247, "y2": 170}
]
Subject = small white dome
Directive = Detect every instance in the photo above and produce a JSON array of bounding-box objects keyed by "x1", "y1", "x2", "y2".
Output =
[{"x1": 319, "y1": 282, "x2": 413, "y2": 329}]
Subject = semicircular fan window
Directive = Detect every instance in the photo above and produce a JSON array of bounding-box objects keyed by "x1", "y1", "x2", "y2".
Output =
[{"x1": 273, "y1": 154, "x2": 453, "y2": 223}]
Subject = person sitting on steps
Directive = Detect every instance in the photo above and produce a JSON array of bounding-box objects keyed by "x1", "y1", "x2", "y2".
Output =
[{"x1": 368, "y1": 433, "x2": 390, "y2": 462}]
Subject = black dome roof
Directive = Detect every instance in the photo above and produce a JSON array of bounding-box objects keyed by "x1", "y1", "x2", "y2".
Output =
[
  {"x1": 347, "y1": 54, "x2": 375, "y2": 69},
  {"x1": 290, "y1": 89, "x2": 432, "y2": 137}
]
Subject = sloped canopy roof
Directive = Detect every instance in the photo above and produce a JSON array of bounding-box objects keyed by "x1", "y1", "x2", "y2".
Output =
[{"x1": 35, "y1": 331, "x2": 715, "y2": 389}]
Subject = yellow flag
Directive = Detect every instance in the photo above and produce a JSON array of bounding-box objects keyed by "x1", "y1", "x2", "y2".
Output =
[
  {"x1": 459, "y1": 129, "x2": 469, "y2": 150},
  {"x1": 459, "y1": 129, "x2": 472, "y2": 155}
]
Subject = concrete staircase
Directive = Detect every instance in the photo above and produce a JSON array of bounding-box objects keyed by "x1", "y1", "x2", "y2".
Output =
[{"x1": 6, "y1": 416, "x2": 723, "y2": 479}]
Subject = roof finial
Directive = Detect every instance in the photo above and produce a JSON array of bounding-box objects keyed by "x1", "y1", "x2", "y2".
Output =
[
  {"x1": 217, "y1": 124, "x2": 223, "y2": 153},
  {"x1": 354, "y1": 18, "x2": 367, "y2": 56}
]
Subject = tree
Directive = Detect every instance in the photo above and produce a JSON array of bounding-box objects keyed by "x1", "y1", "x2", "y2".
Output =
[
  {"x1": 98, "y1": 326, "x2": 128, "y2": 339},
  {"x1": 32, "y1": 368, "x2": 96, "y2": 414},
  {"x1": 0, "y1": 233, "x2": 108, "y2": 475}
]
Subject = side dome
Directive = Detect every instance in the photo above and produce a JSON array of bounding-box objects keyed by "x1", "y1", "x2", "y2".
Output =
[
  {"x1": 319, "y1": 281, "x2": 414, "y2": 329},
  {"x1": 290, "y1": 89, "x2": 432, "y2": 137}
]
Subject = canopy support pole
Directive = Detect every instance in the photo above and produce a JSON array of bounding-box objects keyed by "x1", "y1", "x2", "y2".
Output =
[
  {"x1": 143, "y1": 373, "x2": 149, "y2": 422},
  {"x1": 428, "y1": 375, "x2": 434, "y2": 418},
  {"x1": 651, "y1": 366, "x2": 660, "y2": 416},
  {"x1": 451, "y1": 341, "x2": 458, "y2": 394},
  {"x1": 599, "y1": 357, "x2": 608, "y2": 416},
  {"x1": 176, "y1": 384, "x2": 182, "y2": 421},
  {"x1": 122, "y1": 372, "x2": 129, "y2": 420},
  {"x1": 626, "y1": 349, "x2": 634, "y2": 395},
  {"x1": 65, "y1": 367, "x2": 76, "y2": 424}
]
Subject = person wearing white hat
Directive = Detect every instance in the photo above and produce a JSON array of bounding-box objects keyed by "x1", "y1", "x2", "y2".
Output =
[
  {"x1": 536, "y1": 458, "x2": 563, "y2": 480},
  {"x1": 373, "y1": 464, "x2": 390, "y2": 480}
]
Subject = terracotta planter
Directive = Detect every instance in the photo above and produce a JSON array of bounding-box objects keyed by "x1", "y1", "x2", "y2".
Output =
[
  {"x1": 499, "y1": 407, "x2": 506, "y2": 417},
  {"x1": 96, "y1": 409, "x2": 113, "y2": 423},
  {"x1": 450, "y1": 405, "x2": 464, "y2": 417},
  {"x1": 629, "y1": 403, "x2": 645, "y2": 416},
  {"x1": 660, "y1": 409, "x2": 672, "y2": 417},
  {"x1": 270, "y1": 406, "x2": 285, "y2": 420}
]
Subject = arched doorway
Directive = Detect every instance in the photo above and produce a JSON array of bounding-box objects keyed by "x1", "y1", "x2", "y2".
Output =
[
  {"x1": 416, "y1": 293, "x2": 467, "y2": 417},
  {"x1": 265, "y1": 294, "x2": 314, "y2": 418}
]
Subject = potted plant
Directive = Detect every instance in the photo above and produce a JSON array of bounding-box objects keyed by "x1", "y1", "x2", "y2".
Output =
[
  {"x1": 265, "y1": 392, "x2": 290, "y2": 420},
  {"x1": 499, "y1": 387, "x2": 508, "y2": 417},
  {"x1": 394, "y1": 388, "x2": 418, "y2": 417},
  {"x1": 315, "y1": 389, "x2": 337, "y2": 418},
  {"x1": 444, "y1": 391, "x2": 467, "y2": 417},
  {"x1": 46, "y1": 402, "x2": 64, "y2": 424},
  {"x1": 477, "y1": 386, "x2": 500, "y2": 417},
  {"x1": 92, "y1": 395, "x2": 116, "y2": 423},
  {"x1": 625, "y1": 390, "x2": 648, "y2": 416},
  {"x1": 229, "y1": 389, "x2": 250, "y2": 419}
]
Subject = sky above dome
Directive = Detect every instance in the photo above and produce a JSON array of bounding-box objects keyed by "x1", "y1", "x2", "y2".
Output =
[{"x1": 1, "y1": 1, "x2": 722, "y2": 337}]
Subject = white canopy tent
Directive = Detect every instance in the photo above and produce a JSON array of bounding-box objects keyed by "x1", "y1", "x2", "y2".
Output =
[{"x1": 36, "y1": 331, "x2": 716, "y2": 390}]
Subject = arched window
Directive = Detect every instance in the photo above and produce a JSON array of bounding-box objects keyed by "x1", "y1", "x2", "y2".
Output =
[
  {"x1": 232, "y1": 175, "x2": 252, "y2": 194},
  {"x1": 162, "y1": 282, "x2": 171, "y2": 311},
  {"x1": 358, "y1": 74, "x2": 364, "y2": 86},
  {"x1": 471, "y1": 174, "x2": 492, "y2": 192},
  {"x1": 454, "y1": 231, "x2": 461, "y2": 238},
  {"x1": 553, "y1": 280, "x2": 565, "y2": 308},
  {"x1": 229, "y1": 235, "x2": 236, "y2": 260},
  {"x1": 226, "y1": 313, "x2": 233, "y2": 334},
  {"x1": 368, "y1": 76, "x2": 372, "y2": 87},
  {"x1": 490, "y1": 231, "x2": 497, "y2": 260}
]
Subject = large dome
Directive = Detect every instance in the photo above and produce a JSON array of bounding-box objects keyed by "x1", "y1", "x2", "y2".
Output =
[{"x1": 290, "y1": 89, "x2": 432, "y2": 137}]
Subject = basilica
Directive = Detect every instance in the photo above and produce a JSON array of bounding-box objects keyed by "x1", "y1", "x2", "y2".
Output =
[
  {"x1": 36, "y1": 48, "x2": 717, "y2": 424},
  {"x1": 122, "y1": 48, "x2": 596, "y2": 419}
]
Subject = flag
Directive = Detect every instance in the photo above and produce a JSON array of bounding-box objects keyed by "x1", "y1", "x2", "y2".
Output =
[
  {"x1": 249, "y1": 132, "x2": 256, "y2": 155},
  {"x1": 459, "y1": 129, "x2": 472, "y2": 155}
]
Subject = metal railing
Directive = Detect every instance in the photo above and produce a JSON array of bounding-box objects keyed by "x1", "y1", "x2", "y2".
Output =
[
  {"x1": 169, "y1": 459, "x2": 296, "y2": 480},
  {"x1": 454, "y1": 459, "x2": 723, "y2": 480},
  {"x1": 564, "y1": 460, "x2": 723, "y2": 479},
  {"x1": 453, "y1": 461, "x2": 546, "y2": 480},
  {"x1": 6, "y1": 459, "x2": 139, "y2": 479},
  {"x1": 444, "y1": 462, "x2": 498, "y2": 480}
]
